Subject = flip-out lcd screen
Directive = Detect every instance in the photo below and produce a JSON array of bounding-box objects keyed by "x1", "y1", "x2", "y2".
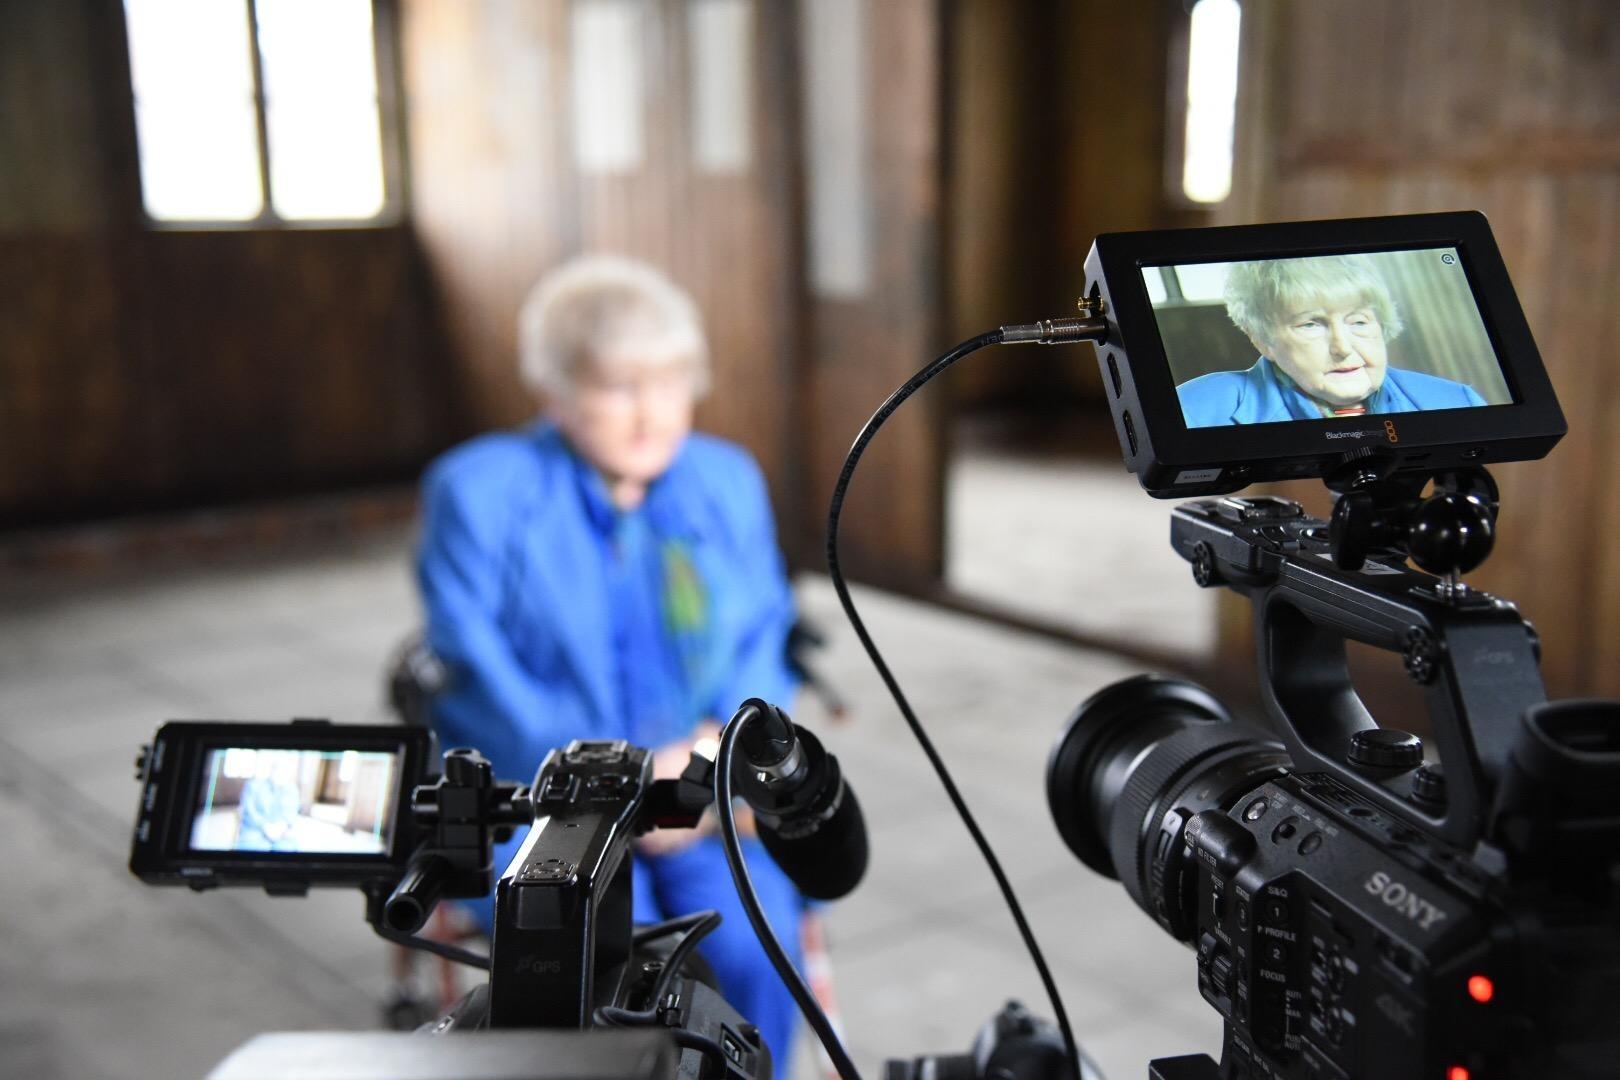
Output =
[
  {"x1": 1143, "y1": 248, "x2": 1512, "y2": 429},
  {"x1": 1081, "y1": 212, "x2": 1565, "y2": 497},
  {"x1": 189, "y1": 746, "x2": 401, "y2": 855}
]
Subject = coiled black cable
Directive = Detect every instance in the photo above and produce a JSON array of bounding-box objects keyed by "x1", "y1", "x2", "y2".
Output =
[
  {"x1": 715, "y1": 703, "x2": 862, "y2": 1080},
  {"x1": 713, "y1": 321, "x2": 1103, "y2": 1080},
  {"x1": 594, "y1": 909, "x2": 723, "y2": 1027},
  {"x1": 371, "y1": 921, "x2": 491, "y2": 971},
  {"x1": 823, "y1": 327, "x2": 1086, "y2": 1080}
]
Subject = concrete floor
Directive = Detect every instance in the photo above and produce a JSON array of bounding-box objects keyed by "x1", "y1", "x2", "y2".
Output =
[
  {"x1": 946, "y1": 447, "x2": 1216, "y2": 660},
  {"x1": 0, "y1": 458, "x2": 1225, "y2": 1080}
]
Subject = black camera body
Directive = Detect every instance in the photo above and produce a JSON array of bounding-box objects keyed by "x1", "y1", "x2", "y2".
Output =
[
  {"x1": 1051, "y1": 209, "x2": 1620, "y2": 1078},
  {"x1": 1051, "y1": 494, "x2": 1620, "y2": 1080},
  {"x1": 132, "y1": 722, "x2": 768, "y2": 1079},
  {"x1": 484, "y1": 739, "x2": 647, "y2": 1028},
  {"x1": 1178, "y1": 764, "x2": 1614, "y2": 1080}
]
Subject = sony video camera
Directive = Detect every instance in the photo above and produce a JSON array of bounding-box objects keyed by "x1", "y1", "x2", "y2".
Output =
[
  {"x1": 1047, "y1": 212, "x2": 1619, "y2": 1078},
  {"x1": 131, "y1": 720, "x2": 770, "y2": 1078}
]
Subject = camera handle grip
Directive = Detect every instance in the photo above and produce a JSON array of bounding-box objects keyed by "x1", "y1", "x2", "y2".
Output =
[
  {"x1": 382, "y1": 851, "x2": 451, "y2": 934},
  {"x1": 1253, "y1": 560, "x2": 1544, "y2": 851}
]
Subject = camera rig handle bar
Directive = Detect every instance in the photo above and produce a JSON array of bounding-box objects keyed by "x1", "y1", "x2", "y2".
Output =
[
  {"x1": 1172, "y1": 490, "x2": 1545, "y2": 851},
  {"x1": 379, "y1": 746, "x2": 533, "y2": 934}
]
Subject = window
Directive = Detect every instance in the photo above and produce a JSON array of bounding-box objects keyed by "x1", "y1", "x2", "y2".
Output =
[
  {"x1": 688, "y1": 0, "x2": 754, "y2": 174},
  {"x1": 1179, "y1": 0, "x2": 1242, "y2": 204},
  {"x1": 800, "y1": 0, "x2": 872, "y2": 298},
  {"x1": 123, "y1": 0, "x2": 394, "y2": 225},
  {"x1": 570, "y1": 0, "x2": 647, "y2": 175},
  {"x1": 1146, "y1": 263, "x2": 1234, "y2": 305}
]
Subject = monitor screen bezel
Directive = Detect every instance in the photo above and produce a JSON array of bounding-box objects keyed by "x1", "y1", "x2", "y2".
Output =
[
  {"x1": 132, "y1": 721, "x2": 432, "y2": 887},
  {"x1": 1089, "y1": 212, "x2": 1565, "y2": 491}
]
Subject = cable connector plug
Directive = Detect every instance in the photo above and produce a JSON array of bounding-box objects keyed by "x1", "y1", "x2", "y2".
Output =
[{"x1": 999, "y1": 316, "x2": 1108, "y2": 345}]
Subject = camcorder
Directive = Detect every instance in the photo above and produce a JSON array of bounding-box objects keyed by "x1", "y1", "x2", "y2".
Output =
[
  {"x1": 127, "y1": 211, "x2": 1617, "y2": 1080},
  {"x1": 1045, "y1": 211, "x2": 1618, "y2": 1078},
  {"x1": 132, "y1": 718, "x2": 799, "y2": 1077}
]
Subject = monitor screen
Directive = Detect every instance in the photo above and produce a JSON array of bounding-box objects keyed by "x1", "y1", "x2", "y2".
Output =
[
  {"x1": 188, "y1": 746, "x2": 402, "y2": 855},
  {"x1": 1142, "y1": 248, "x2": 1513, "y2": 429}
]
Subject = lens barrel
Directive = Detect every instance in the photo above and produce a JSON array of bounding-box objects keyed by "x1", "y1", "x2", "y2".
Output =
[{"x1": 1047, "y1": 674, "x2": 1289, "y2": 941}]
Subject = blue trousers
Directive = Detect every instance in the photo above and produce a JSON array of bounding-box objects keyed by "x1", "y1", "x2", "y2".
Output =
[
  {"x1": 631, "y1": 836, "x2": 804, "y2": 1072},
  {"x1": 469, "y1": 829, "x2": 804, "y2": 1072}
]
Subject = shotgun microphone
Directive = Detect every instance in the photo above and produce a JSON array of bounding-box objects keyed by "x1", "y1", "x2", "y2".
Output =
[{"x1": 731, "y1": 699, "x2": 868, "y2": 901}]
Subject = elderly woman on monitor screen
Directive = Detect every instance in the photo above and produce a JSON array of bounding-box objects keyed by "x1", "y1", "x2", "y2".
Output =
[
  {"x1": 415, "y1": 255, "x2": 803, "y2": 1065},
  {"x1": 1176, "y1": 255, "x2": 1487, "y2": 427}
]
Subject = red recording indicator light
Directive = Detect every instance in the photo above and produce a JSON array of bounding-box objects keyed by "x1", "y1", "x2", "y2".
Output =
[
  {"x1": 1448, "y1": 1067, "x2": 1470, "y2": 1080},
  {"x1": 1467, "y1": 974, "x2": 1496, "y2": 1004}
]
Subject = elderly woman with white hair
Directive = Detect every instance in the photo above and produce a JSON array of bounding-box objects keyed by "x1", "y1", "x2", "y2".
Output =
[
  {"x1": 416, "y1": 256, "x2": 803, "y2": 1064},
  {"x1": 1177, "y1": 254, "x2": 1488, "y2": 427}
]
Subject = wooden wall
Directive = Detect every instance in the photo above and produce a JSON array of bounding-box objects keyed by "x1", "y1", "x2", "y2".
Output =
[
  {"x1": 2, "y1": 0, "x2": 957, "y2": 585},
  {"x1": 946, "y1": 0, "x2": 1210, "y2": 416},
  {"x1": 1216, "y1": 0, "x2": 1620, "y2": 698},
  {"x1": 0, "y1": 1, "x2": 453, "y2": 529}
]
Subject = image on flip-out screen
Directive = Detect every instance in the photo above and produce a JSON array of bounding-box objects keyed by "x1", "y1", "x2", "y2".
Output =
[
  {"x1": 1144, "y1": 248, "x2": 1513, "y2": 428},
  {"x1": 189, "y1": 747, "x2": 400, "y2": 855}
]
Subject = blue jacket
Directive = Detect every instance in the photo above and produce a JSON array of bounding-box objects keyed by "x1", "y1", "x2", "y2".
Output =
[
  {"x1": 416, "y1": 422, "x2": 799, "y2": 787},
  {"x1": 1177, "y1": 357, "x2": 1489, "y2": 428}
]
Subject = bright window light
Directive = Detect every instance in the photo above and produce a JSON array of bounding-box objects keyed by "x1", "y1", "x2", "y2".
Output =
[
  {"x1": 123, "y1": 0, "x2": 388, "y2": 224},
  {"x1": 572, "y1": 1, "x2": 646, "y2": 175},
  {"x1": 124, "y1": 0, "x2": 263, "y2": 221},
  {"x1": 1182, "y1": 0, "x2": 1242, "y2": 204},
  {"x1": 688, "y1": 0, "x2": 753, "y2": 173},
  {"x1": 222, "y1": 747, "x2": 258, "y2": 779},
  {"x1": 800, "y1": 0, "x2": 871, "y2": 298},
  {"x1": 1175, "y1": 261, "x2": 1232, "y2": 301},
  {"x1": 1145, "y1": 268, "x2": 1169, "y2": 304},
  {"x1": 254, "y1": 0, "x2": 387, "y2": 220}
]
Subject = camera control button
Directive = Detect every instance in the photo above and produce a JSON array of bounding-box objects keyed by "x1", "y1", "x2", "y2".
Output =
[
  {"x1": 1348, "y1": 728, "x2": 1424, "y2": 769},
  {"x1": 1263, "y1": 897, "x2": 1292, "y2": 926},
  {"x1": 1271, "y1": 816, "x2": 1300, "y2": 843},
  {"x1": 1210, "y1": 952, "x2": 1235, "y2": 996},
  {"x1": 539, "y1": 772, "x2": 579, "y2": 805}
]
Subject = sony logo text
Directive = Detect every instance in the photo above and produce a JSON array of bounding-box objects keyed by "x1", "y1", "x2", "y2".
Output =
[{"x1": 1365, "y1": 871, "x2": 1448, "y2": 931}]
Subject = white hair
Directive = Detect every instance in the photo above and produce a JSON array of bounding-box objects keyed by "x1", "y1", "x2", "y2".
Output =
[
  {"x1": 1224, "y1": 254, "x2": 1405, "y2": 347},
  {"x1": 518, "y1": 255, "x2": 710, "y2": 400}
]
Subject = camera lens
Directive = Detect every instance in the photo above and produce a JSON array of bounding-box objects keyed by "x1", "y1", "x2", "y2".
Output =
[{"x1": 1047, "y1": 674, "x2": 1289, "y2": 941}]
